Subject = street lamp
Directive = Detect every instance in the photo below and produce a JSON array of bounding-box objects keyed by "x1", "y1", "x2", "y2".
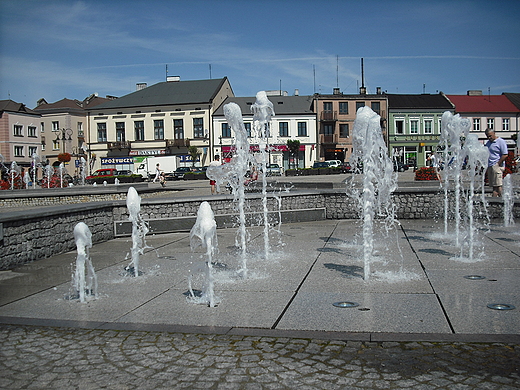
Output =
[{"x1": 53, "y1": 128, "x2": 73, "y2": 153}]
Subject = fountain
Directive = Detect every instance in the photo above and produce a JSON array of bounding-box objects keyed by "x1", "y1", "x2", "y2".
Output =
[
  {"x1": 70, "y1": 222, "x2": 98, "y2": 302},
  {"x1": 350, "y1": 106, "x2": 397, "y2": 280},
  {"x1": 31, "y1": 153, "x2": 42, "y2": 189},
  {"x1": 188, "y1": 201, "x2": 219, "y2": 307},
  {"x1": 503, "y1": 175, "x2": 514, "y2": 227},
  {"x1": 79, "y1": 157, "x2": 87, "y2": 186},
  {"x1": 44, "y1": 165, "x2": 54, "y2": 188},
  {"x1": 9, "y1": 161, "x2": 21, "y2": 190},
  {"x1": 125, "y1": 187, "x2": 149, "y2": 277},
  {"x1": 207, "y1": 102, "x2": 255, "y2": 278},
  {"x1": 251, "y1": 91, "x2": 275, "y2": 259}
]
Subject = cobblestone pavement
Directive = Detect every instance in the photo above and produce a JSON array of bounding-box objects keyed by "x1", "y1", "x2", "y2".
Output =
[{"x1": 1, "y1": 324, "x2": 519, "y2": 390}]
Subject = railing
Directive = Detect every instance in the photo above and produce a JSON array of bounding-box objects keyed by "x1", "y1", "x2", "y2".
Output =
[
  {"x1": 107, "y1": 141, "x2": 131, "y2": 150},
  {"x1": 320, "y1": 133, "x2": 338, "y2": 144},
  {"x1": 320, "y1": 111, "x2": 337, "y2": 121},
  {"x1": 166, "y1": 138, "x2": 190, "y2": 148}
]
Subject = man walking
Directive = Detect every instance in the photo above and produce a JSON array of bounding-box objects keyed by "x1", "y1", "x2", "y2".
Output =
[{"x1": 484, "y1": 128, "x2": 508, "y2": 197}]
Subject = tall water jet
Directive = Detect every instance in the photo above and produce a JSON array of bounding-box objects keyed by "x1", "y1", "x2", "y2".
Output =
[
  {"x1": 71, "y1": 222, "x2": 97, "y2": 302},
  {"x1": 189, "y1": 201, "x2": 219, "y2": 307},
  {"x1": 350, "y1": 106, "x2": 397, "y2": 280},
  {"x1": 31, "y1": 153, "x2": 41, "y2": 189},
  {"x1": 207, "y1": 102, "x2": 253, "y2": 277},
  {"x1": 503, "y1": 175, "x2": 514, "y2": 227},
  {"x1": 439, "y1": 111, "x2": 470, "y2": 245},
  {"x1": 44, "y1": 165, "x2": 54, "y2": 188},
  {"x1": 251, "y1": 91, "x2": 275, "y2": 259},
  {"x1": 460, "y1": 134, "x2": 489, "y2": 261},
  {"x1": 58, "y1": 162, "x2": 65, "y2": 188},
  {"x1": 79, "y1": 157, "x2": 87, "y2": 186},
  {"x1": 125, "y1": 187, "x2": 149, "y2": 277},
  {"x1": 9, "y1": 161, "x2": 20, "y2": 190}
]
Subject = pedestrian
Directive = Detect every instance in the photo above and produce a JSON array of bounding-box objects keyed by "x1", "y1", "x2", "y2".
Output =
[
  {"x1": 427, "y1": 152, "x2": 441, "y2": 181},
  {"x1": 484, "y1": 128, "x2": 508, "y2": 197},
  {"x1": 153, "y1": 163, "x2": 162, "y2": 183},
  {"x1": 209, "y1": 155, "x2": 221, "y2": 194}
]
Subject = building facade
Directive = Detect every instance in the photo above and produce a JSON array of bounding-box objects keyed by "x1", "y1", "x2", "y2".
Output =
[
  {"x1": 313, "y1": 88, "x2": 388, "y2": 163},
  {"x1": 447, "y1": 91, "x2": 520, "y2": 152},
  {"x1": 387, "y1": 93, "x2": 454, "y2": 169},
  {"x1": 212, "y1": 95, "x2": 316, "y2": 169},
  {"x1": 86, "y1": 78, "x2": 234, "y2": 173},
  {"x1": 0, "y1": 100, "x2": 41, "y2": 167}
]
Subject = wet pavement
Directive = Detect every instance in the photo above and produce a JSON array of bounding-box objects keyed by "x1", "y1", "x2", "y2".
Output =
[{"x1": 1, "y1": 173, "x2": 519, "y2": 389}]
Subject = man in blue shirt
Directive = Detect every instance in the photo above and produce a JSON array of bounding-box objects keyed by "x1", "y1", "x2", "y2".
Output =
[{"x1": 485, "y1": 129, "x2": 508, "y2": 197}]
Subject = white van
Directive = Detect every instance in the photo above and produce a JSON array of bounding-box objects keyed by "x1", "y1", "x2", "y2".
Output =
[{"x1": 325, "y1": 160, "x2": 342, "y2": 168}]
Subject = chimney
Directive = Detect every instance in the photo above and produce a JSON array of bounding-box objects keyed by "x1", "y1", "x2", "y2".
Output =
[
  {"x1": 359, "y1": 58, "x2": 367, "y2": 95},
  {"x1": 294, "y1": 89, "x2": 299, "y2": 96},
  {"x1": 467, "y1": 90, "x2": 483, "y2": 96},
  {"x1": 167, "y1": 76, "x2": 181, "y2": 82},
  {"x1": 376, "y1": 87, "x2": 382, "y2": 95},
  {"x1": 333, "y1": 87, "x2": 341, "y2": 95},
  {"x1": 136, "y1": 83, "x2": 147, "y2": 91}
]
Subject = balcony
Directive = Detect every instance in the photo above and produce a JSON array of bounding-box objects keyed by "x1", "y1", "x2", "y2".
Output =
[
  {"x1": 320, "y1": 133, "x2": 339, "y2": 144},
  {"x1": 166, "y1": 138, "x2": 190, "y2": 148},
  {"x1": 320, "y1": 111, "x2": 337, "y2": 121},
  {"x1": 107, "y1": 141, "x2": 131, "y2": 150}
]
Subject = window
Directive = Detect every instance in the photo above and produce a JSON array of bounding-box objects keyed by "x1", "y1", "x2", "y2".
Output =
[
  {"x1": 40, "y1": 122, "x2": 45, "y2": 133},
  {"x1": 279, "y1": 122, "x2": 289, "y2": 137},
  {"x1": 28, "y1": 126, "x2": 37, "y2": 137},
  {"x1": 244, "y1": 122, "x2": 252, "y2": 137},
  {"x1": 339, "y1": 102, "x2": 348, "y2": 114},
  {"x1": 487, "y1": 118, "x2": 494, "y2": 130},
  {"x1": 116, "y1": 122, "x2": 125, "y2": 142},
  {"x1": 323, "y1": 102, "x2": 333, "y2": 112},
  {"x1": 174, "y1": 119, "x2": 184, "y2": 139},
  {"x1": 97, "y1": 123, "x2": 107, "y2": 142},
  {"x1": 323, "y1": 124, "x2": 334, "y2": 135},
  {"x1": 134, "y1": 121, "x2": 144, "y2": 141},
  {"x1": 52, "y1": 121, "x2": 59, "y2": 131},
  {"x1": 395, "y1": 119, "x2": 404, "y2": 134},
  {"x1": 473, "y1": 118, "x2": 481, "y2": 131},
  {"x1": 14, "y1": 124, "x2": 23, "y2": 136},
  {"x1": 29, "y1": 146, "x2": 37, "y2": 157},
  {"x1": 424, "y1": 120, "x2": 432, "y2": 134},
  {"x1": 297, "y1": 122, "x2": 307, "y2": 137},
  {"x1": 154, "y1": 120, "x2": 164, "y2": 140},
  {"x1": 77, "y1": 122, "x2": 83, "y2": 136},
  {"x1": 222, "y1": 123, "x2": 231, "y2": 138},
  {"x1": 356, "y1": 102, "x2": 365, "y2": 112},
  {"x1": 340, "y1": 124, "x2": 349, "y2": 138},
  {"x1": 371, "y1": 101, "x2": 380, "y2": 114},
  {"x1": 503, "y1": 118, "x2": 510, "y2": 131},
  {"x1": 52, "y1": 139, "x2": 60, "y2": 150},
  {"x1": 410, "y1": 120, "x2": 419, "y2": 134},
  {"x1": 14, "y1": 145, "x2": 24, "y2": 157},
  {"x1": 193, "y1": 118, "x2": 204, "y2": 138}
]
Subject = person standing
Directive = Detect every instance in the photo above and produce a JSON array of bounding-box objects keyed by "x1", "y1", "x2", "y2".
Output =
[
  {"x1": 208, "y1": 155, "x2": 221, "y2": 194},
  {"x1": 484, "y1": 128, "x2": 508, "y2": 197},
  {"x1": 427, "y1": 152, "x2": 441, "y2": 181},
  {"x1": 153, "y1": 163, "x2": 162, "y2": 183}
]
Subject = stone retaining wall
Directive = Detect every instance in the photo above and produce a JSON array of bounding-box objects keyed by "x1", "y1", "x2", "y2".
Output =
[{"x1": 1, "y1": 188, "x2": 518, "y2": 270}]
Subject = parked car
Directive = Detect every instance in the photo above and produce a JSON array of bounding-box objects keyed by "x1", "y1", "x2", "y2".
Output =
[
  {"x1": 393, "y1": 161, "x2": 409, "y2": 172},
  {"x1": 340, "y1": 162, "x2": 353, "y2": 173},
  {"x1": 312, "y1": 162, "x2": 329, "y2": 169},
  {"x1": 325, "y1": 160, "x2": 342, "y2": 168},
  {"x1": 173, "y1": 166, "x2": 192, "y2": 180},
  {"x1": 265, "y1": 163, "x2": 282, "y2": 176}
]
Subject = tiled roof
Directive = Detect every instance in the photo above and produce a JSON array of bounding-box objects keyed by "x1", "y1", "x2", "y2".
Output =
[
  {"x1": 213, "y1": 95, "x2": 314, "y2": 117},
  {"x1": 87, "y1": 78, "x2": 230, "y2": 110},
  {"x1": 0, "y1": 99, "x2": 40, "y2": 116},
  {"x1": 387, "y1": 94, "x2": 453, "y2": 109},
  {"x1": 503, "y1": 93, "x2": 520, "y2": 110},
  {"x1": 447, "y1": 94, "x2": 519, "y2": 113},
  {"x1": 34, "y1": 98, "x2": 83, "y2": 111}
]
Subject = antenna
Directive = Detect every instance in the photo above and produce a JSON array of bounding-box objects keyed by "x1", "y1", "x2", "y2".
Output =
[
  {"x1": 166, "y1": 64, "x2": 168, "y2": 81},
  {"x1": 359, "y1": 58, "x2": 367, "y2": 94},
  {"x1": 209, "y1": 64, "x2": 212, "y2": 79},
  {"x1": 336, "y1": 55, "x2": 339, "y2": 88},
  {"x1": 313, "y1": 65, "x2": 316, "y2": 94}
]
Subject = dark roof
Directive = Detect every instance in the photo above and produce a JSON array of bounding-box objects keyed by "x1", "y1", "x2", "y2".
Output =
[
  {"x1": 387, "y1": 94, "x2": 453, "y2": 109},
  {"x1": 447, "y1": 94, "x2": 519, "y2": 113},
  {"x1": 87, "y1": 78, "x2": 230, "y2": 111},
  {"x1": 214, "y1": 95, "x2": 314, "y2": 117},
  {"x1": 503, "y1": 93, "x2": 520, "y2": 110},
  {"x1": 0, "y1": 100, "x2": 40, "y2": 116},
  {"x1": 34, "y1": 95, "x2": 113, "y2": 113}
]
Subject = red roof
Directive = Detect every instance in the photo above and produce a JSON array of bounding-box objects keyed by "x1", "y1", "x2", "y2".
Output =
[{"x1": 447, "y1": 94, "x2": 519, "y2": 113}]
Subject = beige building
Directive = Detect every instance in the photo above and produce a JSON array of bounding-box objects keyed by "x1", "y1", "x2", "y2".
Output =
[{"x1": 85, "y1": 78, "x2": 234, "y2": 172}]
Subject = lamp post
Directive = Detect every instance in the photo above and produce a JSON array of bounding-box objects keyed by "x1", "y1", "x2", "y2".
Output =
[{"x1": 53, "y1": 128, "x2": 73, "y2": 153}]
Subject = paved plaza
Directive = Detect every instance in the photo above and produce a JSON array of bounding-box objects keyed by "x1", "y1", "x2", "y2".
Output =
[{"x1": 0, "y1": 173, "x2": 519, "y2": 388}]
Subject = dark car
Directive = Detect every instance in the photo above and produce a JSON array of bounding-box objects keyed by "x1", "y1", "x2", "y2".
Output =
[
  {"x1": 173, "y1": 167, "x2": 192, "y2": 180},
  {"x1": 340, "y1": 162, "x2": 353, "y2": 173},
  {"x1": 393, "y1": 161, "x2": 409, "y2": 172},
  {"x1": 312, "y1": 162, "x2": 329, "y2": 169}
]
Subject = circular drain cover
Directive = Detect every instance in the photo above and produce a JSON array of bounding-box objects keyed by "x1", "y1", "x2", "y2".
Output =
[
  {"x1": 333, "y1": 301, "x2": 359, "y2": 308},
  {"x1": 464, "y1": 275, "x2": 486, "y2": 280},
  {"x1": 487, "y1": 303, "x2": 516, "y2": 311}
]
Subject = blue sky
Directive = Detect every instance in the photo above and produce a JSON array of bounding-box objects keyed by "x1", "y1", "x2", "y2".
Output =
[{"x1": 1, "y1": 0, "x2": 519, "y2": 107}]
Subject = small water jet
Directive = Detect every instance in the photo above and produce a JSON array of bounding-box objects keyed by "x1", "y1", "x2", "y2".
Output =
[
  {"x1": 69, "y1": 222, "x2": 97, "y2": 302},
  {"x1": 188, "y1": 201, "x2": 219, "y2": 307},
  {"x1": 9, "y1": 161, "x2": 21, "y2": 190},
  {"x1": 503, "y1": 175, "x2": 514, "y2": 227},
  {"x1": 125, "y1": 187, "x2": 149, "y2": 277}
]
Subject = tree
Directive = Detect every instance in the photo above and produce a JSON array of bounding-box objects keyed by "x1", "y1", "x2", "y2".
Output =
[
  {"x1": 188, "y1": 145, "x2": 200, "y2": 167},
  {"x1": 286, "y1": 140, "x2": 301, "y2": 169}
]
